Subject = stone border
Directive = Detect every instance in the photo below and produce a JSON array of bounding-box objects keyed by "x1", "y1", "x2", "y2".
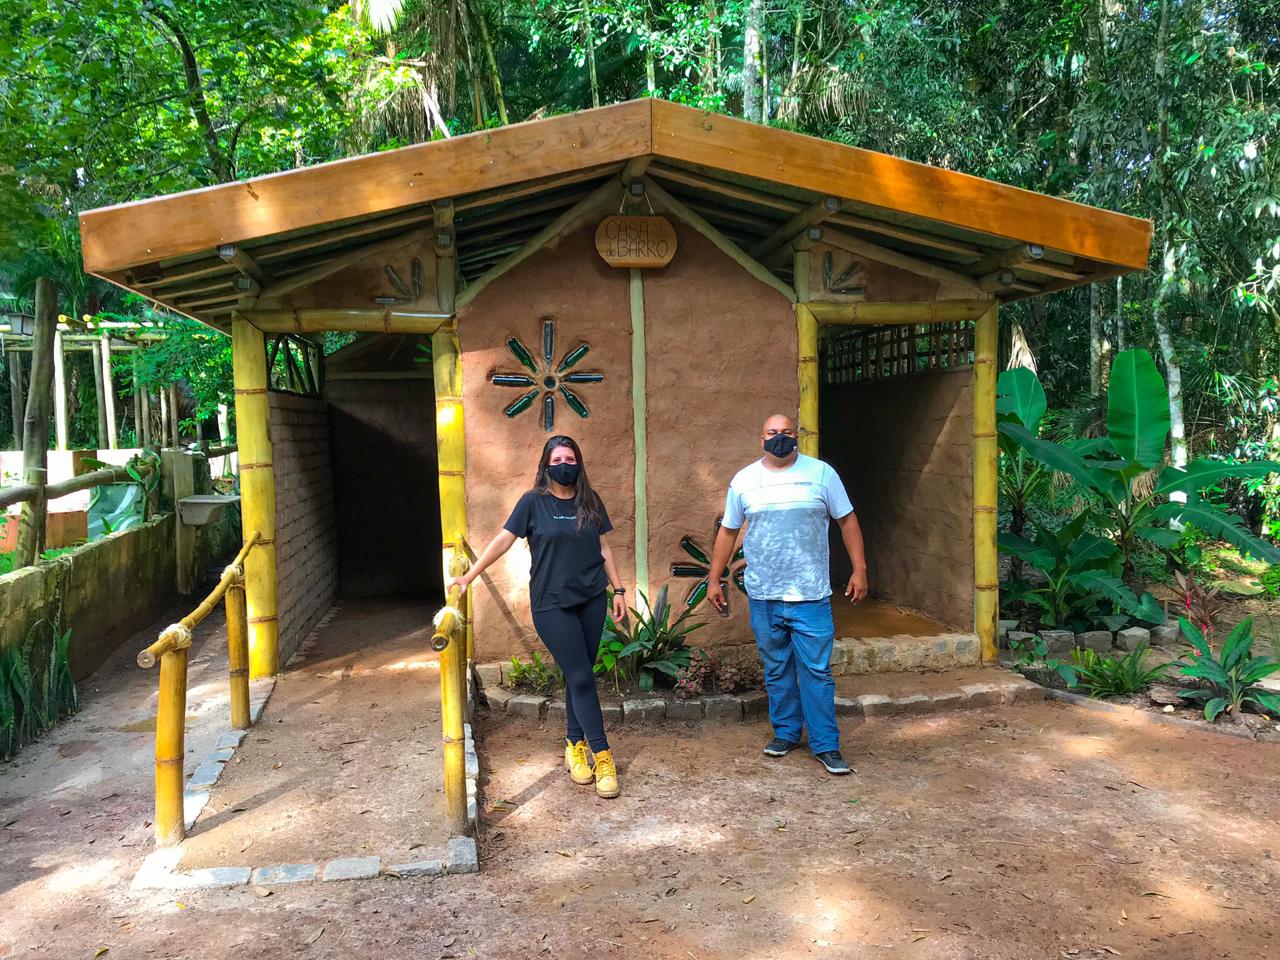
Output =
[
  {"x1": 131, "y1": 657, "x2": 483, "y2": 891},
  {"x1": 1043, "y1": 687, "x2": 1280, "y2": 744},
  {"x1": 477, "y1": 670, "x2": 1046, "y2": 724}
]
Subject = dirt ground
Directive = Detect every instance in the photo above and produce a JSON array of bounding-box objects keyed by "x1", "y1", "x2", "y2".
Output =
[
  {"x1": 179, "y1": 600, "x2": 450, "y2": 869},
  {"x1": 3, "y1": 610, "x2": 1280, "y2": 959}
]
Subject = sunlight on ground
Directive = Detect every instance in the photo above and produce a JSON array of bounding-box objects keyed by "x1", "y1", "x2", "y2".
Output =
[{"x1": 38, "y1": 856, "x2": 120, "y2": 895}]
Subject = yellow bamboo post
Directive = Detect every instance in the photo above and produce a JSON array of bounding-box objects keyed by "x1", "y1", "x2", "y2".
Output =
[
  {"x1": 153, "y1": 641, "x2": 190, "y2": 846},
  {"x1": 974, "y1": 303, "x2": 999, "y2": 663},
  {"x1": 432, "y1": 324, "x2": 468, "y2": 832},
  {"x1": 232, "y1": 314, "x2": 279, "y2": 678},
  {"x1": 226, "y1": 580, "x2": 251, "y2": 729},
  {"x1": 796, "y1": 301, "x2": 819, "y2": 456}
]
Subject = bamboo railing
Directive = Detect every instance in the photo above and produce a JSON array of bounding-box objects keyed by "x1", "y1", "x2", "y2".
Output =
[
  {"x1": 431, "y1": 553, "x2": 471, "y2": 832},
  {"x1": 137, "y1": 531, "x2": 260, "y2": 846}
]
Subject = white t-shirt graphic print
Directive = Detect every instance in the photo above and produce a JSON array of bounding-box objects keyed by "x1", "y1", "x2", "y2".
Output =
[{"x1": 722, "y1": 454, "x2": 855, "y2": 602}]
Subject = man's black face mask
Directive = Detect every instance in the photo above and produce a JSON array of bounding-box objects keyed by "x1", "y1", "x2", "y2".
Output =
[{"x1": 763, "y1": 434, "x2": 798, "y2": 458}]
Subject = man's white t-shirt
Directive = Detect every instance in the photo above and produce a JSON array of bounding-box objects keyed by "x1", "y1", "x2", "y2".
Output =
[{"x1": 722, "y1": 454, "x2": 854, "y2": 602}]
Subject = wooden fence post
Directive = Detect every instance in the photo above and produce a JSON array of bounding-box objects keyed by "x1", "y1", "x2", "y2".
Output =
[
  {"x1": 101, "y1": 331, "x2": 118, "y2": 449},
  {"x1": 15, "y1": 278, "x2": 57, "y2": 568},
  {"x1": 6, "y1": 351, "x2": 23, "y2": 449},
  {"x1": 53, "y1": 330, "x2": 68, "y2": 450}
]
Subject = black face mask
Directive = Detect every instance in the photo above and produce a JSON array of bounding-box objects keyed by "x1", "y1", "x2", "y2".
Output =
[
  {"x1": 763, "y1": 434, "x2": 798, "y2": 458},
  {"x1": 547, "y1": 462, "x2": 581, "y2": 487}
]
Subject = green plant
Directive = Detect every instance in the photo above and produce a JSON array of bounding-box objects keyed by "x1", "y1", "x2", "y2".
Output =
[
  {"x1": 674, "y1": 648, "x2": 715, "y2": 700},
  {"x1": 999, "y1": 351, "x2": 1280, "y2": 587},
  {"x1": 1006, "y1": 632, "x2": 1078, "y2": 687},
  {"x1": 1258, "y1": 566, "x2": 1280, "y2": 598},
  {"x1": 999, "y1": 512, "x2": 1163, "y2": 629},
  {"x1": 996, "y1": 368, "x2": 1052, "y2": 580},
  {"x1": 1069, "y1": 643, "x2": 1171, "y2": 698},
  {"x1": 1176, "y1": 616, "x2": 1280, "y2": 722},
  {"x1": 506, "y1": 651, "x2": 562, "y2": 695},
  {"x1": 604, "y1": 584, "x2": 703, "y2": 692},
  {"x1": 1169, "y1": 571, "x2": 1225, "y2": 638},
  {"x1": 593, "y1": 633, "x2": 630, "y2": 694}
]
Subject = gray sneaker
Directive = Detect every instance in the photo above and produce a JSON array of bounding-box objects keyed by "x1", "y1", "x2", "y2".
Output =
[
  {"x1": 763, "y1": 737, "x2": 799, "y2": 757},
  {"x1": 815, "y1": 750, "x2": 852, "y2": 775}
]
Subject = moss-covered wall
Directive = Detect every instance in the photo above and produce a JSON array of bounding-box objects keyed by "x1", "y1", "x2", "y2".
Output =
[{"x1": 0, "y1": 513, "x2": 176, "y2": 680}]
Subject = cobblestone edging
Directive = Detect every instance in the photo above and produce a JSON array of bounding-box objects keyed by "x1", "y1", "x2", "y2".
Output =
[
  {"x1": 1043, "y1": 687, "x2": 1280, "y2": 744},
  {"x1": 476, "y1": 670, "x2": 1046, "y2": 725},
  {"x1": 131, "y1": 656, "x2": 482, "y2": 891}
]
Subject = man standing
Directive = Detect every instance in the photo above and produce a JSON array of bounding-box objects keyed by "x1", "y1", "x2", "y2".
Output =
[{"x1": 707, "y1": 414, "x2": 868, "y2": 775}]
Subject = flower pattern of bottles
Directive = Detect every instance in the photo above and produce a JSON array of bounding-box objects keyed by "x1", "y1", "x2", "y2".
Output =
[{"x1": 489, "y1": 317, "x2": 604, "y2": 431}]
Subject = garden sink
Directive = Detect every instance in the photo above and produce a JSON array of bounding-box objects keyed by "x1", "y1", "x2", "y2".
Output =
[{"x1": 177, "y1": 494, "x2": 240, "y2": 526}]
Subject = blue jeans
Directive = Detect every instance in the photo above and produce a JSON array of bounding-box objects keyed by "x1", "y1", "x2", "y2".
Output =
[{"x1": 747, "y1": 597, "x2": 839, "y2": 754}]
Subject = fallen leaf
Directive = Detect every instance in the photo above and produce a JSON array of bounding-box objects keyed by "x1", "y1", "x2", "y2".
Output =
[
  {"x1": 95, "y1": 949, "x2": 109, "y2": 957},
  {"x1": 742, "y1": 895, "x2": 756, "y2": 904},
  {"x1": 175, "y1": 902, "x2": 187, "y2": 911},
  {"x1": 304, "y1": 926, "x2": 325, "y2": 945},
  {"x1": 556, "y1": 850, "x2": 572, "y2": 858},
  {"x1": 935, "y1": 872, "x2": 952, "y2": 882},
  {"x1": 251, "y1": 885, "x2": 272, "y2": 898}
]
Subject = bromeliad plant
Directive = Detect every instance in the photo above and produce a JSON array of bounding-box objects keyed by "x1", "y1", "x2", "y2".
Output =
[
  {"x1": 603, "y1": 584, "x2": 703, "y2": 693},
  {"x1": 999, "y1": 351, "x2": 1280, "y2": 599},
  {"x1": 1069, "y1": 643, "x2": 1172, "y2": 699},
  {"x1": 1176, "y1": 616, "x2": 1280, "y2": 722}
]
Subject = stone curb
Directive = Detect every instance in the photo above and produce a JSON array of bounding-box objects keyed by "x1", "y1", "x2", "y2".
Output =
[
  {"x1": 1043, "y1": 688, "x2": 1278, "y2": 743},
  {"x1": 477, "y1": 670, "x2": 1045, "y2": 725},
  {"x1": 130, "y1": 656, "x2": 485, "y2": 892}
]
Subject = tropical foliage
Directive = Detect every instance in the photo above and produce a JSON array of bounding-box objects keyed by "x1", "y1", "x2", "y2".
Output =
[
  {"x1": 602, "y1": 585, "x2": 702, "y2": 692},
  {"x1": 1176, "y1": 616, "x2": 1280, "y2": 722},
  {"x1": 1069, "y1": 644, "x2": 1173, "y2": 699}
]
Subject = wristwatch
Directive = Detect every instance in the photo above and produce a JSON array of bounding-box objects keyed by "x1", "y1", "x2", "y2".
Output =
[{"x1": 612, "y1": 587, "x2": 626, "y2": 597}]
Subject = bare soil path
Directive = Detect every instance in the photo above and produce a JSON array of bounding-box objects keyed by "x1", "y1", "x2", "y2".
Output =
[{"x1": 3, "y1": 622, "x2": 1278, "y2": 959}]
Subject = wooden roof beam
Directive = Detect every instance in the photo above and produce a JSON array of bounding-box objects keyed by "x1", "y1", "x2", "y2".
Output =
[
  {"x1": 218, "y1": 244, "x2": 266, "y2": 284},
  {"x1": 979, "y1": 269, "x2": 1040, "y2": 295},
  {"x1": 826, "y1": 210, "x2": 983, "y2": 259},
  {"x1": 642, "y1": 176, "x2": 796, "y2": 303},
  {"x1": 646, "y1": 164, "x2": 803, "y2": 215},
  {"x1": 814, "y1": 226, "x2": 987, "y2": 298},
  {"x1": 749, "y1": 197, "x2": 841, "y2": 261},
  {"x1": 258, "y1": 226, "x2": 434, "y2": 302}
]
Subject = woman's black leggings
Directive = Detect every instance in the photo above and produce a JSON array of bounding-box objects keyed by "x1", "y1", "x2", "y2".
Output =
[{"x1": 531, "y1": 593, "x2": 609, "y2": 752}]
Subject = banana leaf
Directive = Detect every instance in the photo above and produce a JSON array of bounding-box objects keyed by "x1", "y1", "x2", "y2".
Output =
[
  {"x1": 1155, "y1": 458, "x2": 1280, "y2": 495},
  {"x1": 1067, "y1": 571, "x2": 1163, "y2": 621},
  {"x1": 1108, "y1": 349, "x2": 1171, "y2": 469},
  {"x1": 996, "y1": 367, "x2": 1046, "y2": 430},
  {"x1": 1155, "y1": 496, "x2": 1280, "y2": 564}
]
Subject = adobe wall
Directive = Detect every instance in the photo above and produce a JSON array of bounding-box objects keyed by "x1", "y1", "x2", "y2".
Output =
[
  {"x1": 641, "y1": 224, "x2": 796, "y2": 645},
  {"x1": 822, "y1": 369, "x2": 974, "y2": 630},
  {"x1": 458, "y1": 225, "x2": 636, "y2": 659},
  {"x1": 268, "y1": 392, "x2": 339, "y2": 663},
  {"x1": 326, "y1": 378, "x2": 442, "y2": 599}
]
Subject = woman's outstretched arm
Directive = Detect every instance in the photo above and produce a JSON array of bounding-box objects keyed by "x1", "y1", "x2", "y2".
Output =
[
  {"x1": 449, "y1": 530, "x2": 518, "y2": 590},
  {"x1": 599, "y1": 534, "x2": 627, "y2": 622}
]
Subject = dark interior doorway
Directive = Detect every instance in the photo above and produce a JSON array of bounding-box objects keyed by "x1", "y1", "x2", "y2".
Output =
[{"x1": 325, "y1": 335, "x2": 443, "y2": 601}]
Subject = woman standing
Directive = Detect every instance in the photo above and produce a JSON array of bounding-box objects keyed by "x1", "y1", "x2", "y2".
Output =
[{"x1": 451, "y1": 435, "x2": 628, "y2": 798}]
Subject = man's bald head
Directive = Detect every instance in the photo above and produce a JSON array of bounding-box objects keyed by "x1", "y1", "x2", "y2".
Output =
[{"x1": 761, "y1": 414, "x2": 797, "y2": 436}]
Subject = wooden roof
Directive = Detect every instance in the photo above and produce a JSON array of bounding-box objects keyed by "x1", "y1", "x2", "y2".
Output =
[{"x1": 79, "y1": 99, "x2": 1152, "y2": 331}]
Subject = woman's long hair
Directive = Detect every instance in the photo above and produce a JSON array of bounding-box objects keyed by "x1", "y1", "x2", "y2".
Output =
[{"x1": 532, "y1": 435, "x2": 605, "y2": 532}]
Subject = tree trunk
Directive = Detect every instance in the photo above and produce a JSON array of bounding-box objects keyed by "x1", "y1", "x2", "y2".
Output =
[
  {"x1": 742, "y1": 0, "x2": 762, "y2": 121},
  {"x1": 1114, "y1": 275, "x2": 1125, "y2": 352},
  {"x1": 644, "y1": 14, "x2": 656, "y2": 94},
  {"x1": 469, "y1": 0, "x2": 509, "y2": 125},
  {"x1": 1153, "y1": 0, "x2": 1188, "y2": 503},
  {"x1": 583, "y1": 3, "x2": 600, "y2": 108},
  {"x1": 701, "y1": 0, "x2": 719, "y2": 98},
  {"x1": 7, "y1": 350, "x2": 23, "y2": 449},
  {"x1": 15, "y1": 278, "x2": 57, "y2": 567},
  {"x1": 1089, "y1": 282, "x2": 1103, "y2": 395},
  {"x1": 150, "y1": 8, "x2": 233, "y2": 182}
]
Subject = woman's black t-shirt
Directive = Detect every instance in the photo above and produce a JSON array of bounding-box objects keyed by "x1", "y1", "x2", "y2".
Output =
[{"x1": 503, "y1": 491, "x2": 612, "y2": 612}]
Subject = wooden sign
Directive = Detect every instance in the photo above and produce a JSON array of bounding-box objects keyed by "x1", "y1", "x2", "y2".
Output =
[{"x1": 594, "y1": 216, "x2": 677, "y2": 269}]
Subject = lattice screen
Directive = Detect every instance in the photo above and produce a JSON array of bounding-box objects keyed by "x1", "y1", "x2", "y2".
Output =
[{"x1": 822, "y1": 322, "x2": 975, "y2": 385}]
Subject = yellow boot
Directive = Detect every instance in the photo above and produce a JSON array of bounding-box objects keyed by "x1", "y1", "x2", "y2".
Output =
[
  {"x1": 564, "y1": 739, "x2": 594, "y2": 785},
  {"x1": 592, "y1": 749, "x2": 620, "y2": 799}
]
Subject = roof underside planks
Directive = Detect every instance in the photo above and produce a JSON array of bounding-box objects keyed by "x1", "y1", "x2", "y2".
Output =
[{"x1": 79, "y1": 99, "x2": 1153, "y2": 333}]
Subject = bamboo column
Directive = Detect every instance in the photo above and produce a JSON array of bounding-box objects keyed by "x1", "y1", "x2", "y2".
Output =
[
  {"x1": 52, "y1": 330, "x2": 68, "y2": 450},
  {"x1": 101, "y1": 331, "x2": 117, "y2": 449},
  {"x1": 232, "y1": 315, "x2": 279, "y2": 678},
  {"x1": 973, "y1": 303, "x2": 999, "y2": 663},
  {"x1": 141, "y1": 385, "x2": 152, "y2": 449},
  {"x1": 153, "y1": 644, "x2": 188, "y2": 845},
  {"x1": 225, "y1": 580, "x2": 251, "y2": 729},
  {"x1": 795, "y1": 301, "x2": 819, "y2": 456},
  {"x1": 158, "y1": 387, "x2": 168, "y2": 447},
  {"x1": 432, "y1": 324, "x2": 468, "y2": 831},
  {"x1": 91, "y1": 339, "x2": 108, "y2": 448},
  {"x1": 131, "y1": 357, "x2": 142, "y2": 449},
  {"x1": 7, "y1": 351, "x2": 22, "y2": 449},
  {"x1": 15, "y1": 279, "x2": 57, "y2": 568},
  {"x1": 168, "y1": 384, "x2": 180, "y2": 446},
  {"x1": 629, "y1": 268, "x2": 650, "y2": 603}
]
